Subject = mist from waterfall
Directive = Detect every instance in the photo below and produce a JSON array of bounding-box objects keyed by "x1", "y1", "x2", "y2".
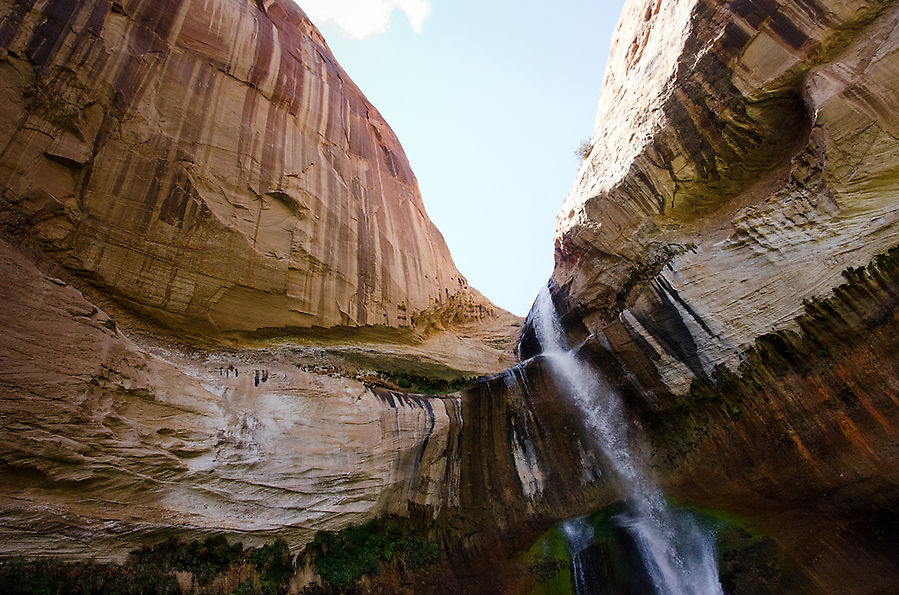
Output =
[{"x1": 531, "y1": 285, "x2": 722, "y2": 595}]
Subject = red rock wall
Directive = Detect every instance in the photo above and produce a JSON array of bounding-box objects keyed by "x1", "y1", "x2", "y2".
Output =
[
  {"x1": 442, "y1": 251, "x2": 899, "y2": 592},
  {"x1": 552, "y1": 0, "x2": 899, "y2": 396},
  {"x1": 0, "y1": 0, "x2": 486, "y2": 333}
]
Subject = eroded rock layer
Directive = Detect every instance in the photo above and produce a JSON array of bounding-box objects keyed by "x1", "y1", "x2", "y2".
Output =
[
  {"x1": 2, "y1": 0, "x2": 898, "y2": 591},
  {"x1": 0, "y1": 238, "x2": 468, "y2": 558},
  {"x1": 553, "y1": 0, "x2": 899, "y2": 395},
  {"x1": 511, "y1": 0, "x2": 899, "y2": 591},
  {"x1": 0, "y1": 0, "x2": 523, "y2": 565},
  {"x1": 0, "y1": 0, "x2": 492, "y2": 334}
]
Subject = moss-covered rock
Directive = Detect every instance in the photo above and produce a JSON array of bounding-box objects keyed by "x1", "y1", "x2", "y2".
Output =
[{"x1": 519, "y1": 503, "x2": 807, "y2": 595}]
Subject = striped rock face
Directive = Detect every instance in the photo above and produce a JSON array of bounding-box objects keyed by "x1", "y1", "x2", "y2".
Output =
[
  {"x1": 0, "y1": 0, "x2": 496, "y2": 334},
  {"x1": 551, "y1": 0, "x2": 899, "y2": 394},
  {"x1": 0, "y1": 0, "x2": 521, "y2": 564},
  {"x1": 0, "y1": 237, "x2": 463, "y2": 558},
  {"x1": 520, "y1": 1, "x2": 899, "y2": 591}
]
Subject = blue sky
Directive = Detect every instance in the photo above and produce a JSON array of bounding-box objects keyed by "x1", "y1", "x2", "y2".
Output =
[{"x1": 298, "y1": 0, "x2": 626, "y2": 316}]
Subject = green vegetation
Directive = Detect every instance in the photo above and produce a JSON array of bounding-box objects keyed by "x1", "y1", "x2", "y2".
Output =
[
  {"x1": 522, "y1": 504, "x2": 800, "y2": 594},
  {"x1": 0, "y1": 558, "x2": 179, "y2": 595},
  {"x1": 308, "y1": 518, "x2": 440, "y2": 589},
  {"x1": 716, "y1": 523, "x2": 788, "y2": 594},
  {"x1": 681, "y1": 506, "x2": 797, "y2": 594},
  {"x1": 0, "y1": 536, "x2": 294, "y2": 595},
  {"x1": 0, "y1": 521, "x2": 442, "y2": 594},
  {"x1": 131, "y1": 534, "x2": 243, "y2": 585},
  {"x1": 379, "y1": 371, "x2": 475, "y2": 394},
  {"x1": 520, "y1": 506, "x2": 642, "y2": 594},
  {"x1": 250, "y1": 540, "x2": 293, "y2": 593},
  {"x1": 519, "y1": 525, "x2": 573, "y2": 594}
]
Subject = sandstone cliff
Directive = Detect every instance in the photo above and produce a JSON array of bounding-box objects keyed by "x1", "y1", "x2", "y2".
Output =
[
  {"x1": 0, "y1": 0, "x2": 519, "y2": 564},
  {"x1": 550, "y1": 0, "x2": 899, "y2": 394},
  {"x1": 0, "y1": 0, "x2": 498, "y2": 335},
  {"x1": 510, "y1": 0, "x2": 899, "y2": 591},
  {"x1": 0, "y1": 234, "x2": 467, "y2": 558},
  {"x1": 2, "y1": 0, "x2": 899, "y2": 592}
]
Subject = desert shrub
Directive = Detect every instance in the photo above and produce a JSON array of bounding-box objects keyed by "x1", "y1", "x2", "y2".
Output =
[
  {"x1": 0, "y1": 535, "x2": 296, "y2": 595},
  {"x1": 130, "y1": 534, "x2": 246, "y2": 585},
  {"x1": 380, "y1": 372, "x2": 475, "y2": 394},
  {"x1": 252, "y1": 539, "x2": 293, "y2": 594},
  {"x1": 0, "y1": 558, "x2": 179, "y2": 594},
  {"x1": 575, "y1": 138, "x2": 593, "y2": 159},
  {"x1": 309, "y1": 518, "x2": 440, "y2": 589}
]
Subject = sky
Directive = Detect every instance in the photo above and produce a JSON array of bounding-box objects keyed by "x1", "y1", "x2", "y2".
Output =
[{"x1": 297, "y1": 0, "x2": 627, "y2": 316}]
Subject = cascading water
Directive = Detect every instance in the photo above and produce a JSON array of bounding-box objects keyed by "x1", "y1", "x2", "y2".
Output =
[
  {"x1": 531, "y1": 285, "x2": 722, "y2": 595},
  {"x1": 563, "y1": 517, "x2": 606, "y2": 594}
]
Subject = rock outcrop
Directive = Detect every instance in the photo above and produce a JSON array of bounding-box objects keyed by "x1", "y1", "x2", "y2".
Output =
[
  {"x1": 0, "y1": 0, "x2": 495, "y2": 335},
  {"x1": 0, "y1": 0, "x2": 520, "y2": 564},
  {"x1": 0, "y1": 219, "x2": 594, "y2": 566},
  {"x1": 551, "y1": 0, "x2": 899, "y2": 393},
  {"x1": 0, "y1": 237, "x2": 465, "y2": 558},
  {"x1": 2, "y1": 0, "x2": 899, "y2": 592},
  {"x1": 513, "y1": 0, "x2": 899, "y2": 592}
]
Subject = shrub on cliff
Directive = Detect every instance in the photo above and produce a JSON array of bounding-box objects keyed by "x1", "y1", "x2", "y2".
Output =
[
  {"x1": 130, "y1": 534, "x2": 245, "y2": 584},
  {"x1": 0, "y1": 536, "x2": 296, "y2": 594},
  {"x1": 378, "y1": 371, "x2": 475, "y2": 394},
  {"x1": 0, "y1": 558, "x2": 179, "y2": 594},
  {"x1": 251, "y1": 539, "x2": 293, "y2": 593},
  {"x1": 309, "y1": 518, "x2": 440, "y2": 589},
  {"x1": 575, "y1": 138, "x2": 593, "y2": 159}
]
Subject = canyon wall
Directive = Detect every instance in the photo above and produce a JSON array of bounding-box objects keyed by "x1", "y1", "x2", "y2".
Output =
[
  {"x1": 551, "y1": 0, "x2": 899, "y2": 394},
  {"x1": 0, "y1": 0, "x2": 495, "y2": 335},
  {"x1": 1, "y1": 0, "x2": 898, "y2": 592},
  {"x1": 0, "y1": 0, "x2": 518, "y2": 564},
  {"x1": 518, "y1": 0, "x2": 899, "y2": 591},
  {"x1": 0, "y1": 236, "x2": 466, "y2": 558}
]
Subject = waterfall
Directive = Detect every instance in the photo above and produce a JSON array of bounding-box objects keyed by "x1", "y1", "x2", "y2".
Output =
[
  {"x1": 563, "y1": 517, "x2": 604, "y2": 594},
  {"x1": 531, "y1": 285, "x2": 722, "y2": 595}
]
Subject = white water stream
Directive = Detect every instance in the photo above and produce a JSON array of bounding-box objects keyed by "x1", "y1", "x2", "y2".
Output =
[
  {"x1": 563, "y1": 517, "x2": 598, "y2": 594},
  {"x1": 532, "y1": 285, "x2": 722, "y2": 595}
]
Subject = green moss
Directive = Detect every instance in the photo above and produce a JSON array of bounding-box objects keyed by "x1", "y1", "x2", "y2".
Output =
[
  {"x1": 666, "y1": 503, "x2": 813, "y2": 594},
  {"x1": 521, "y1": 503, "x2": 801, "y2": 595},
  {"x1": 521, "y1": 505, "x2": 653, "y2": 595},
  {"x1": 308, "y1": 518, "x2": 440, "y2": 589},
  {"x1": 806, "y1": 0, "x2": 892, "y2": 66},
  {"x1": 683, "y1": 507, "x2": 797, "y2": 594},
  {"x1": 716, "y1": 524, "x2": 786, "y2": 594},
  {"x1": 519, "y1": 526, "x2": 572, "y2": 595}
]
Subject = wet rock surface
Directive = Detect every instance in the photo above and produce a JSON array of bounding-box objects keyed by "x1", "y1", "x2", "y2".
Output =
[{"x1": 510, "y1": 0, "x2": 899, "y2": 591}]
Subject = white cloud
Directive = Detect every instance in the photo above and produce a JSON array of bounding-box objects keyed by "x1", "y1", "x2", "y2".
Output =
[{"x1": 298, "y1": 0, "x2": 431, "y2": 39}]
